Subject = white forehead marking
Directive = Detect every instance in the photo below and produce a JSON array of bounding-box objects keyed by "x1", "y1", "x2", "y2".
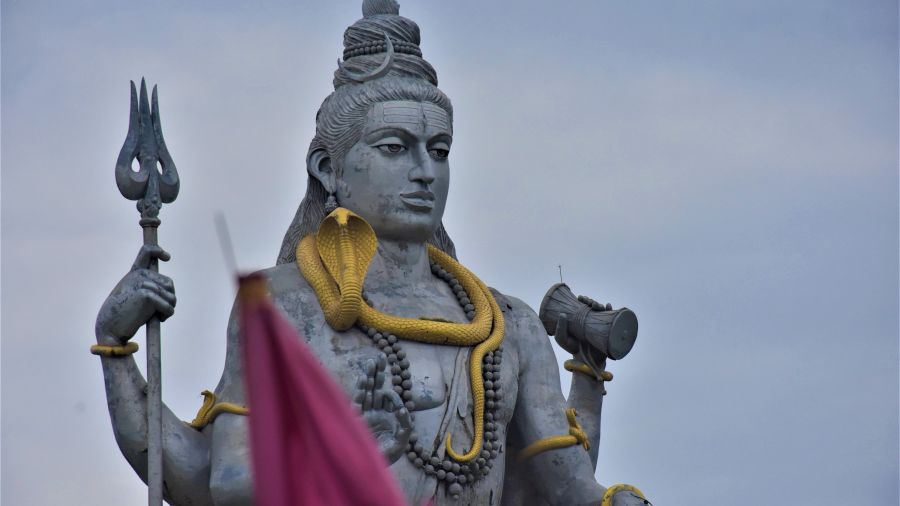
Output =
[
  {"x1": 422, "y1": 103, "x2": 450, "y2": 131},
  {"x1": 376, "y1": 102, "x2": 450, "y2": 133},
  {"x1": 382, "y1": 102, "x2": 422, "y2": 125}
]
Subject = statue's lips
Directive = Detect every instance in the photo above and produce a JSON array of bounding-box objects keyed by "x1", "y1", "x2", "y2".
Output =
[{"x1": 400, "y1": 190, "x2": 435, "y2": 211}]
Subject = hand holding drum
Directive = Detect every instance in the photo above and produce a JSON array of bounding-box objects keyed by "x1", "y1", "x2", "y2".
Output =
[{"x1": 538, "y1": 283, "x2": 638, "y2": 360}]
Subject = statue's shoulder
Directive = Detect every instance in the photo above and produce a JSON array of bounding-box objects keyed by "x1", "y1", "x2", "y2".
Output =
[
  {"x1": 488, "y1": 287, "x2": 546, "y2": 341},
  {"x1": 252, "y1": 262, "x2": 322, "y2": 321},
  {"x1": 489, "y1": 287, "x2": 538, "y2": 319},
  {"x1": 255, "y1": 262, "x2": 312, "y2": 296},
  {"x1": 489, "y1": 288, "x2": 556, "y2": 375},
  {"x1": 213, "y1": 263, "x2": 321, "y2": 403}
]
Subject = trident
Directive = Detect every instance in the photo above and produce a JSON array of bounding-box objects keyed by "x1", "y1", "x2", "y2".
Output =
[{"x1": 115, "y1": 78, "x2": 180, "y2": 506}]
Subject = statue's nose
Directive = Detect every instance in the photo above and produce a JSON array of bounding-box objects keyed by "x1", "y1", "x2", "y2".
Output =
[{"x1": 409, "y1": 148, "x2": 436, "y2": 185}]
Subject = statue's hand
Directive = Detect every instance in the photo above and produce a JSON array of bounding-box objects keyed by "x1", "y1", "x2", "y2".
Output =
[
  {"x1": 553, "y1": 313, "x2": 579, "y2": 356},
  {"x1": 612, "y1": 490, "x2": 652, "y2": 506},
  {"x1": 353, "y1": 355, "x2": 413, "y2": 463},
  {"x1": 554, "y1": 297, "x2": 611, "y2": 377},
  {"x1": 95, "y1": 245, "x2": 175, "y2": 345},
  {"x1": 553, "y1": 295, "x2": 613, "y2": 356},
  {"x1": 577, "y1": 295, "x2": 613, "y2": 313}
]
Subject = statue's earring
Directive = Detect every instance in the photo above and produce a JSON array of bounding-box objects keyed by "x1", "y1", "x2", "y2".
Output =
[{"x1": 324, "y1": 192, "x2": 338, "y2": 214}]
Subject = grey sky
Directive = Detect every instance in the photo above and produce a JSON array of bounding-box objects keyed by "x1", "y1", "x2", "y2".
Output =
[{"x1": 2, "y1": 0, "x2": 898, "y2": 504}]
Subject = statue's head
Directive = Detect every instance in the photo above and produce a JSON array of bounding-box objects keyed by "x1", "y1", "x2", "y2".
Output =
[{"x1": 278, "y1": 0, "x2": 456, "y2": 263}]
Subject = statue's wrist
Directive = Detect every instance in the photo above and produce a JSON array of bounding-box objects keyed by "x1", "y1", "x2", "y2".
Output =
[
  {"x1": 564, "y1": 359, "x2": 613, "y2": 382},
  {"x1": 95, "y1": 332, "x2": 127, "y2": 347},
  {"x1": 91, "y1": 342, "x2": 139, "y2": 357}
]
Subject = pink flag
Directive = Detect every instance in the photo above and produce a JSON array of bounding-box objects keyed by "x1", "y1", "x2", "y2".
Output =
[{"x1": 239, "y1": 274, "x2": 409, "y2": 506}]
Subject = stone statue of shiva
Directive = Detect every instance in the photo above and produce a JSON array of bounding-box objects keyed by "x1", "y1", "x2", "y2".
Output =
[{"x1": 93, "y1": 1, "x2": 651, "y2": 505}]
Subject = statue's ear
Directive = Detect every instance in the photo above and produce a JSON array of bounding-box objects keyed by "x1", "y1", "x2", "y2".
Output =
[{"x1": 307, "y1": 148, "x2": 336, "y2": 194}]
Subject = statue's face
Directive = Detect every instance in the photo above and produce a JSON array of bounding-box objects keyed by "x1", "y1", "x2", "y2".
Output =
[{"x1": 337, "y1": 100, "x2": 452, "y2": 242}]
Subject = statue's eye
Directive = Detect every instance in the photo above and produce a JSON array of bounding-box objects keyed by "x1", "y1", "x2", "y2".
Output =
[
  {"x1": 429, "y1": 148, "x2": 449, "y2": 161},
  {"x1": 377, "y1": 144, "x2": 406, "y2": 154}
]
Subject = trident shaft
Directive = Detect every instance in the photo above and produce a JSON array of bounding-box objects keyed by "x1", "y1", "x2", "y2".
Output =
[{"x1": 115, "y1": 78, "x2": 180, "y2": 506}]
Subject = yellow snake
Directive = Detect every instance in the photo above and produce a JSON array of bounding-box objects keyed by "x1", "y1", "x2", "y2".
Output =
[
  {"x1": 516, "y1": 408, "x2": 590, "y2": 461},
  {"x1": 188, "y1": 390, "x2": 249, "y2": 429},
  {"x1": 601, "y1": 484, "x2": 647, "y2": 506},
  {"x1": 296, "y1": 208, "x2": 505, "y2": 462}
]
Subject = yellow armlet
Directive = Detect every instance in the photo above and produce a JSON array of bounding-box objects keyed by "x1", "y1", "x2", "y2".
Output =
[
  {"x1": 188, "y1": 390, "x2": 249, "y2": 429},
  {"x1": 90, "y1": 342, "x2": 139, "y2": 357},
  {"x1": 601, "y1": 484, "x2": 647, "y2": 506},
  {"x1": 517, "y1": 408, "x2": 590, "y2": 461},
  {"x1": 564, "y1": 359, "x2": 613, "y2": 382}
]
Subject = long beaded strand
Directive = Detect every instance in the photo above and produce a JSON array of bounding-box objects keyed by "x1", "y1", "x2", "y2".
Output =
[{"x1": 357, "y1": 260, "x2": 504, "y2": 499}]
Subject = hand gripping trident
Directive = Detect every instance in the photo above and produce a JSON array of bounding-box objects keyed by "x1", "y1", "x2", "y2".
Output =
[{"x1": 115, "y1": 78, "x2": 180, "y2": 506}]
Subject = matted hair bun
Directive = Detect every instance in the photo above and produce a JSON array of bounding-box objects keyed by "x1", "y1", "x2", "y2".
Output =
[
  {"x1": 362, "y1": 0, "x2": 400, "y2": 17},
  {"x1": 334, "y1": 0, "x2": 438, "y2": 88}
]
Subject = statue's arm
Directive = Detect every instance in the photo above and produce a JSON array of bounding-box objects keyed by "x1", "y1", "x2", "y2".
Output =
[
  {"x1": 97, "y1": 353, "x2": 214, "y2": 505},
  {"x1": 505, "y1": 296, "x2": 647, "y2": 506},
  {"x1": 557, "y1": 314, "x2": 609, "y2": 469},
  {"x1": 552, "y1": 295, "x2": 620, "y2": 470},
  {"x1": 504, "y1": 295, "x2": 604, "y2": 504},
  {"x1": 204, "y1": 303, "x2": 254, "y2": 506},
  {"x1": 95, "y1": 245, "x2": 213, "y2": 506},
  {"x1": 564, "y1": 364, "x2": 606, "y2": 467}
]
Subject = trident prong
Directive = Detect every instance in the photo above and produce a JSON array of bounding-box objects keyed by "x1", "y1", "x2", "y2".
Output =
[{"x1": 115, "y1": 78, "x2": 180, "y2": 221}]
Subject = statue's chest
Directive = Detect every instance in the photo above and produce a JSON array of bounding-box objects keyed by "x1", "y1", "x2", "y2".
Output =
[
  {"x1": 307, "y1": 323, "x2": 520, "y2": 421},
  {"x1": 313, "y1": 325, "x2": 452, "y2": 411},
  {"x1": 283, "y1": 286, "x2": 521, "y2": 424}
]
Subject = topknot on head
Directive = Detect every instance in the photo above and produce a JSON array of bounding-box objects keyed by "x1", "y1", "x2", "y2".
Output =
[
  {"x1": 337, "y1": 0, "x2": 435, "y2": 87},
  {"x1": 363, "y1": 0, "x2": 400, "y2": 18}
]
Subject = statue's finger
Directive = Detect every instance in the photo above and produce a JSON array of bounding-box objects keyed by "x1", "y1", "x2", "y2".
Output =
[
  {"x1": 382, "y1": 391, "x2": 397, "y2": 413},
  {"x1": 363, "y1": 361, "x2": 376, "y2": 396},
  {"x1": 363, "y1": 391, "x2": 374, "y2": 412},
  {"x1": 143, "y1": 270, "x2": 174, "y2": 291},
  {"x1": 133, "y1": 245, "x2": 171, "y2": 269},
  {"x1": 386, "y1": 389, "x2": 403, "y2": 408},
  {"x1": 372, "y1": 389, "x2": 384, "y2": 411},
  {"x1": 140, "y1": 289, "x2": 174, "y2": 321},
  {"x1": 374, "y1": 371, "x2": 386, "y2": 388},
  {"x1": 554, "y1": 313, "x2": 580, "y2": 353},
  {"x1": 397, "y1": 407, "x2": 412, "y2": 430},
  {"x1": 554, "y1": 313, "x2": 569, "y2": 340},
  {"x1": 141, "y1": 281, "x2": 176, "y2": 307},
  {"x1": 376, "y1": 354, "x2": 387, "y2": 372}
]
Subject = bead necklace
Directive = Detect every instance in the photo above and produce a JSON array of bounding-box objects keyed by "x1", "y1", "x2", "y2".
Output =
[{"x1": 358, "y1": 260, "x2": 504, "y2": 499}]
